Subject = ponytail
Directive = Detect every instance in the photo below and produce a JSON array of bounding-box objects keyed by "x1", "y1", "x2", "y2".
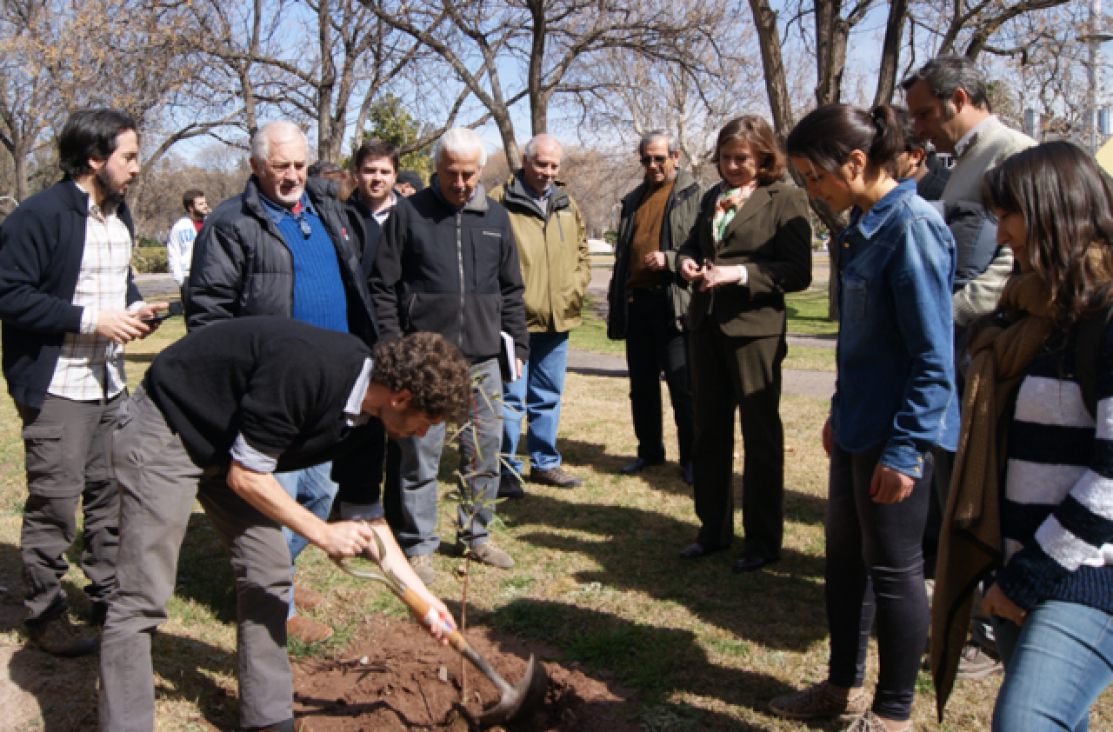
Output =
[{"x1": 786, "y1": 103, "x2": 905, "y2": 177}]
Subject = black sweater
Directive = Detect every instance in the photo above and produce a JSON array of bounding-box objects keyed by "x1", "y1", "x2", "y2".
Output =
[
  {"x1": 143, "y1": 317, "x2": 381, "y2": 495},
  {"x1": 0, "y1": 180, "x2": 143, "y2": 408}
]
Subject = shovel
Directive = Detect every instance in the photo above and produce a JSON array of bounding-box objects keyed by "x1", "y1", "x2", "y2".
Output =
[{"x1": 334, "y1": 535, "x2": 548, "y2": 728}]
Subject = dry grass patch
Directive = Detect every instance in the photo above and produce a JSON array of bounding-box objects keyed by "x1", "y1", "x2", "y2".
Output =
[{"x1": 0, "y1": 320, "x2": 1110, "y2": 730}]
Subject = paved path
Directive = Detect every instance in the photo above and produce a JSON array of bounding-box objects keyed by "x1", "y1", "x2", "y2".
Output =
[{"x1": 566, "y1": 348, "x2": 834, "y2": 398}]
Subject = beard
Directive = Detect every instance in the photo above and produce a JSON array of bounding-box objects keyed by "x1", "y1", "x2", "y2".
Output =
[{"x1": 95, "y1": 168, "x2": 128, "y2": 212}]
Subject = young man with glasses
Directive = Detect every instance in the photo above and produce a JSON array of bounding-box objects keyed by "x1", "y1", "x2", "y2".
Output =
[{"x1": 606, "y1": 131, "x2": 703, "y2": 485}]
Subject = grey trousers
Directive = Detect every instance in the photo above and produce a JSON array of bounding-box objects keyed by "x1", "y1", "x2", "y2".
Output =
[
  {"x1": 16, "y1": 392, "x2": 123, "y2": 623},
  {"x1": 100, "y1": 387, "x2": 292, "y2": 731},
  {"x1": 387, "y1": 358, "x2": 501, "y2": 556}
]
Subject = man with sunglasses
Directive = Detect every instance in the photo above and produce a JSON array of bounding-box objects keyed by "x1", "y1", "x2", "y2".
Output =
[
  {"x1": 186, "y1": 120, "x2": 380, "y2": 645},
  {"x1": 607, "y1": 131, "x2": 703, "y2": 485}
]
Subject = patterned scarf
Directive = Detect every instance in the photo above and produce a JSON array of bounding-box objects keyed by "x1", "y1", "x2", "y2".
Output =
[{"x1": 712, "y1": 181, "x2": 757, "y2": 243}]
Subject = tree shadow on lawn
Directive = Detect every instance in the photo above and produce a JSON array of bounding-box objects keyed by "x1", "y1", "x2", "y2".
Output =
[
  {"x1": 486, "y1": 597, "x2": 822, "y2": 731},
  {"x1": 556, "y1": 436, "x2": 831, "y2": 526},
  {"x1": 500, "y1": 494, "x2": 829, "y2": 655},
  {"x1": 0, "y1": 539, "x2": 240, "y2": 731}
]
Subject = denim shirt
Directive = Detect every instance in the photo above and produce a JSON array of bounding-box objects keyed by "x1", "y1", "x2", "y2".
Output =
[{"x1": 831, "y1": 179, "x2": 960, "y2": 477}]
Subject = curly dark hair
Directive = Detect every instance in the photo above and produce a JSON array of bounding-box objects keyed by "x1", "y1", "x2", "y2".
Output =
[{"x1": 370, "y1": 333, "x2": 470, "y2": 423}]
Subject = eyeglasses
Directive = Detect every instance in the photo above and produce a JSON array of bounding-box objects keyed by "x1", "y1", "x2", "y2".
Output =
[{"x1": 640, "y1": 155, "x2": 669, "y2": 166}]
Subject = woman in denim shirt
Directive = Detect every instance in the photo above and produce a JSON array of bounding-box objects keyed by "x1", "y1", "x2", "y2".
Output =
[{"x1": 770, "y1": 105, "x2": 959, "y2": 732}]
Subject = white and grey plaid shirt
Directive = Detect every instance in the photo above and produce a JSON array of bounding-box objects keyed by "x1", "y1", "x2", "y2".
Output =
[{"x1": 46, "y1": 183, "x2": 136, "y2": 401}]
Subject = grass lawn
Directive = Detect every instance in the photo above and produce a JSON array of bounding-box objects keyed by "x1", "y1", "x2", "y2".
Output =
[{"x1": 1, "y1": 311, "x2": 1109, "y2": 730}]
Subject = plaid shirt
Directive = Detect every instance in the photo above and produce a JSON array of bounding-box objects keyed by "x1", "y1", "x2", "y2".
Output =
[{"x1": 46, "y1": 186, "x2": 135, "y2": 401}]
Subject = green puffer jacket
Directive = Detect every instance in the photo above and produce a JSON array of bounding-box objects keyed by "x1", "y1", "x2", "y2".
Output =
[
  {"x1": 489, "y1": 173, "x2": 591, "y2": 333},
  {"x1": 607, "y1": 169, "x2": 703, "y2": 339}
]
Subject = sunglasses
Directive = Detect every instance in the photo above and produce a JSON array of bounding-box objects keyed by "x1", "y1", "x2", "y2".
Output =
[{"x1": 640, "y1": 154, "x2": 670, "y2": 166}]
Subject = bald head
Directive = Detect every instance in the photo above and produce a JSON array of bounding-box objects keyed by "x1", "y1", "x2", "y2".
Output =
[{"x1": 521, "y1": 134, "x2": 562, "y2": 197}]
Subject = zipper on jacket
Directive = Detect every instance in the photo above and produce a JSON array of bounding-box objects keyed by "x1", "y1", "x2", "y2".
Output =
[{"x1": 456, "y1": 211, "x2": 466, "y2": 350}]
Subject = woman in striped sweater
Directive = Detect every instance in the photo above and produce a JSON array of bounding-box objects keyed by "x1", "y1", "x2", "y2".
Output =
[{"x1": 972, "y1": 142, "x2": 1113, "y2": 731}]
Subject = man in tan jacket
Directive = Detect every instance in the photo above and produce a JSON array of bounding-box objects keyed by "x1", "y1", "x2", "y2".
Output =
[{"x1": 490, "y1": 134, "x2": 591, "y2": 496}]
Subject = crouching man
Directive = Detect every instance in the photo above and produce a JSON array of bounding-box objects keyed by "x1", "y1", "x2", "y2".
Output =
[{"x1": 98, "y1": 318, "x2": 470, "y2": 732}]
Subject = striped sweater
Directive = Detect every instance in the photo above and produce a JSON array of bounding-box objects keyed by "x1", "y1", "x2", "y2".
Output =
[{"x1": 997, "y1": 325, "x2": 1113, "y2": 613}]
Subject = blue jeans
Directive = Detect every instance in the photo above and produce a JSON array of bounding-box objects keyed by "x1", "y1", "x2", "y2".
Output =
[
  {"x1": 992, "y1": 600, "x2": 1113, "y2": 732},
  {"x1": 274, "y1": 463, "x2": 337, "y2": 619},
  {"x1": 501, "y1": 331, "x2": 569, "y2": 474},
  {"x1": 387, "y1": 359, "x2": 501, "y2": 556}
]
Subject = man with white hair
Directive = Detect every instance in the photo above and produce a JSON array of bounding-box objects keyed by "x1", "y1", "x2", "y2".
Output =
[
  {"x1": 186, "y1": 120, "x2": 381, "y2": 644},
  {"x1": 372, "y1": 127, "x2": 529, "y2": 585},
  {"x1": 489, "y1": 134, "x2": 590, "y2": 497}
]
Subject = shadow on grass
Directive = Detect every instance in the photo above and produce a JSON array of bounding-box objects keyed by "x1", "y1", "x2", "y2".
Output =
[
  {"x1": 0, "y1": 539, "x2": 240, "y2": 731},
  {"x1": 500, "y1": 493, "x2": 828, "y2": 655},
  {"x1": 482, "y1": 597, "x2": 803, "y2": 730}
]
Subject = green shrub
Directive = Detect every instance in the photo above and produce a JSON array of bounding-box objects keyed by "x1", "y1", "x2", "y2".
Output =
[
  {"x1": 137, "y1": 237, "x2": 164, "y2": 248},
  {"x1": 131, "y1": 247, "x2": 168, "y2": 274}
]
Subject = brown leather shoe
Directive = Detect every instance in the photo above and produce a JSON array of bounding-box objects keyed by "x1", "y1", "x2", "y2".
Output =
[
  {"x1": 26, "y1": 615, "x2": 99, "y2": 657},
  {"x1": 293, "y1": 585, "x2": 324, "y2": 611},
  {"x1": 286, "y1": 615, "x2": 333, "y2": 644}
]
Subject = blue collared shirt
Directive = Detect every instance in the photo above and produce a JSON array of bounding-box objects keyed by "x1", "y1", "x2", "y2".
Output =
[
  {"x1": 258, "y1": 190, "x2": 316, "y2": 224},
  {"x1": 831, "y1": 179, "x2": 960, "y2": 477}
]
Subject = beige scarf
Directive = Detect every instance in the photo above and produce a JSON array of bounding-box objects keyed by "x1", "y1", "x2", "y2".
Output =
[{"x1": 931, "y1": 272, "x2": 1053, "y2": 719}]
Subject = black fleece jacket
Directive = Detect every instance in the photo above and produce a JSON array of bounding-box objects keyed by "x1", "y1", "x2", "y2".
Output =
[
  {"x1": 0, "y1": 180, "x2": 143, "y2": 408},
  {"x1": 371, "y1": 179, "x2": 529, "y2": 363}
]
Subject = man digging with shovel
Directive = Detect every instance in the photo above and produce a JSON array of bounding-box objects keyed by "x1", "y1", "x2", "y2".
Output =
[{"x1": 98, "y1": 318, "x2": 469, "y2": 732}]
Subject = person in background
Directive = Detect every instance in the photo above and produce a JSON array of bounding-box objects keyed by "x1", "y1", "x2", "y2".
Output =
[
  {"x1": 676, "y1": 115, "x2": 812, "y2": 572},
  {"x1": 0, "y1": 108, "x2": 167, "y2": 656},
  {"x1": 933, "y1": 142, "x2": 1113, "y2": 731},
  {"x1": 186, "y1": 120, "x2": 380, "y2": 644},
  {"x1": 607, "y1": 131, "x2": 701, "y2": 484},
  {"x1": 771, "y1": 104, "x2": 958, "y2": 732},
  {"x1": 490, "y1": 133, "x2": 591, "y2": 497},
  {"x1": 347, "y1": 139, "x2": 400, "y2": 278},
  {"x1": 372, "y1": 128, "x2": 529, "y2": 586},
  {"x1": 890, "y1": 108, "x2": 949, "y2": 201},
  {"x1": 394, "y1": 169, "x2": 424, "y2": 197},
  {"x1": 904, "y1": 53, "x2": 1037, "y2": 677},
  {"x1": 166, "y1": 188, "x2": 208, "y2": 309}
]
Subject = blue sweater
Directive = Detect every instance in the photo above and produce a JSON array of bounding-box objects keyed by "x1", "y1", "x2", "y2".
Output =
[
  {"x1": 997, "y1": 324, "x2": 1113, "y2": 614},
  {"x1": 265, "y1": 196, "x2": 348, "y2": 333}
]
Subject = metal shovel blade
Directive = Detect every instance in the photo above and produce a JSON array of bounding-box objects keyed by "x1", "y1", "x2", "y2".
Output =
[{"x1": 475, "y1": 653, "x2": 549, "y2": 727}]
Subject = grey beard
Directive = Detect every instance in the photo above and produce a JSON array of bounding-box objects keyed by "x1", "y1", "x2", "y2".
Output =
[{"x1": 95, "y1": 169, "x2": 127, "y2": 212}]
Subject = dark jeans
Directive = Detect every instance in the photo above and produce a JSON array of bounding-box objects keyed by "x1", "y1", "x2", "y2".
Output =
[
  {"x1": 826, "y1": 441, "x2": 931, "y2": 722},
  {"x1": 624, "y1": 289, "x2": 694, "y2": 464},
  {"x1": 689, "y1": 321, "x2": 785, "y2": 558},
  {"x1": 17, "y1": 392, "x2": 124, "y2": 623}
]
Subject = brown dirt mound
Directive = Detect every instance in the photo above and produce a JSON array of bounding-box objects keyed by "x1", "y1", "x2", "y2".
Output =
[{"x1": 292, "y1": 617, "x2": 639, "y2": 731}]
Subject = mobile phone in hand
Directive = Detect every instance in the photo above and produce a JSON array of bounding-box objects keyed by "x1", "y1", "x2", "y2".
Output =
[{"x1": 141, "y1": 301, "x2": 183, "y2": 322}]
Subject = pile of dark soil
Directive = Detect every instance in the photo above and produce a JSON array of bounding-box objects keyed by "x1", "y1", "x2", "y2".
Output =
[{"x1": 292, "y1": 617, "x2": 638, "y2": 731}]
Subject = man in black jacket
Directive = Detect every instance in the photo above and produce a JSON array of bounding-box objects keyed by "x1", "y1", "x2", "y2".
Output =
[
  {"x1": 373, "y1": 127, "x2": 529, "y2": 585},
  {"x1": 99, "y1": 319, "x2": 468, "y2": 732},
  {"x1": 0, "y1": 109, "x2": 166, "y2": 657},
  {"x1": 186, "y1": 120, "x2": 381, "y2": 643}
]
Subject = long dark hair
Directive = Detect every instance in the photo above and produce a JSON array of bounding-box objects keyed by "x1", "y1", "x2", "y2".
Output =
[
  {"x1": 981, "y1": 141, "x2": 1113, "y2": 327},
  {"x1": 785, "y1": 104, "x2": 904, "y2": 177}
]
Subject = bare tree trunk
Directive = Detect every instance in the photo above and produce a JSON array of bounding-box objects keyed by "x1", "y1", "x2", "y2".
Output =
[
  {"x1": 873, "y1": 0, "x2": 910, "y2": 107},
  {"x1": 748, "y1": 0, "x2": 795, "y2": 135},
  {"x1": 526, "y1": 0, "x2": 547, "y2": 136},
  {"x1": 13, "y1": 145, "x2": 28, "y2": 202}
]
